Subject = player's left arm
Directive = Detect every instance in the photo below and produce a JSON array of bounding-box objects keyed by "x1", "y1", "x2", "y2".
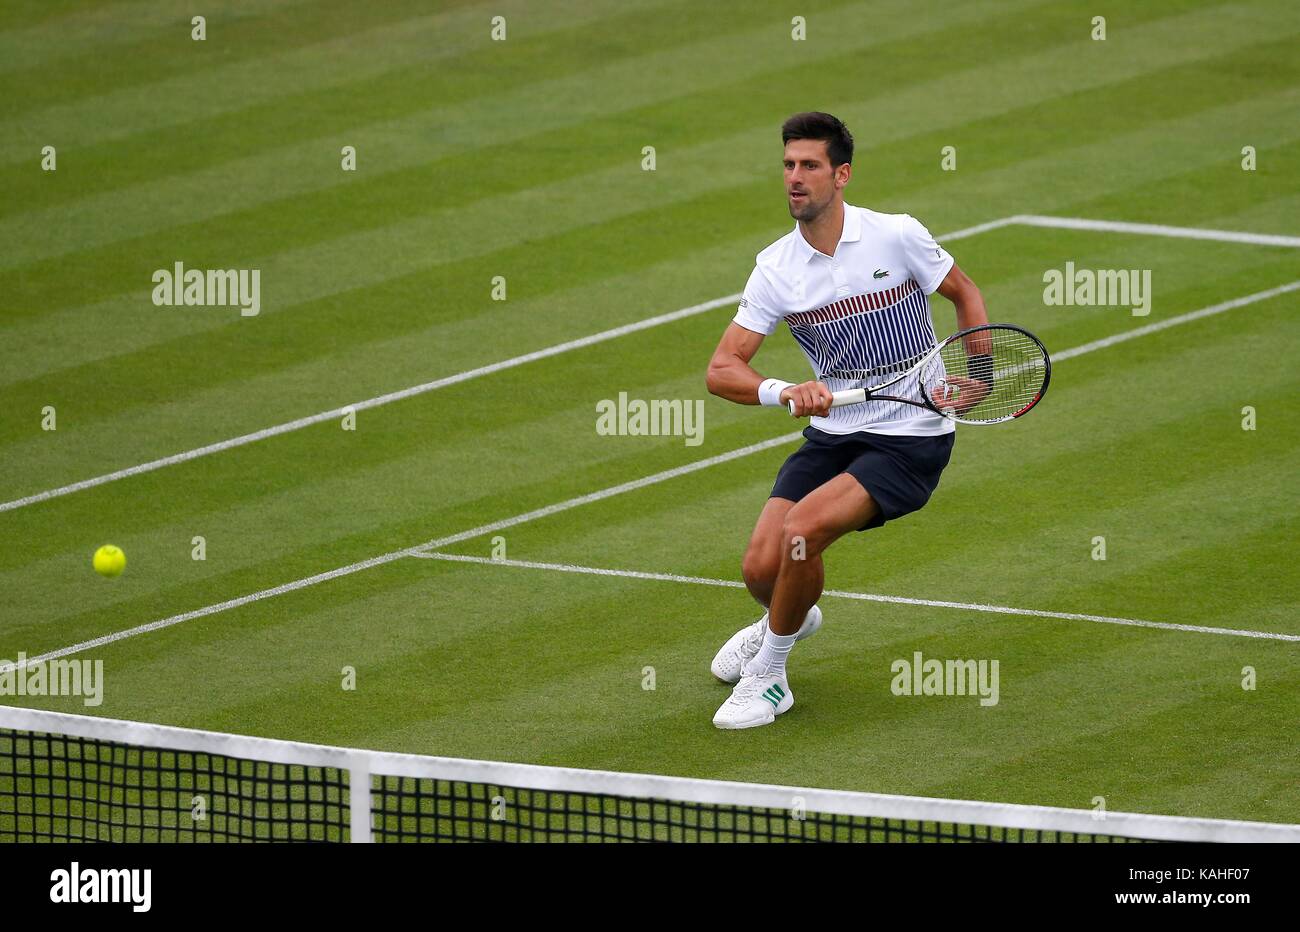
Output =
[
  {"x1": 934, "y1": 262, "x2": 989, "y2": 330},
  {"x1": 933, "y1": 263, "x2": 993, "y2": 409}
]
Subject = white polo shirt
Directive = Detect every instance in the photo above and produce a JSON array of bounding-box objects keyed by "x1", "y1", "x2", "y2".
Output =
[{"x1": 734, "y1": 203, "x2": 955, "y2": 436}]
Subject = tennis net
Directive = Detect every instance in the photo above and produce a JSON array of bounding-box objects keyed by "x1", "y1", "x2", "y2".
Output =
[{"x1": 1, "y1": 706, "x2": 1294, "y2": 843}]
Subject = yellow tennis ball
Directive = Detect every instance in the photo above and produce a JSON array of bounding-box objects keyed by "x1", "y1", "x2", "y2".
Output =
[{"x1": 93, "y1": 544, "x2": 126, "y2": 578}]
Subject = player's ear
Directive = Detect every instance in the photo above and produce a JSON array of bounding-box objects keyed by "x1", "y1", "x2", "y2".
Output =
[{"x1": 836, "y1": 161, "x2": 851, "y2": 189}]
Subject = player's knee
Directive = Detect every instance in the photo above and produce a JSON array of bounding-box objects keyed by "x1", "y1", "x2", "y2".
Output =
[
  {"x1": 741, "y1": 543, "x2": 779, "y2": 587},
  {"x1": 781, "y1": 512, "x2": 829, "y2": 559}
]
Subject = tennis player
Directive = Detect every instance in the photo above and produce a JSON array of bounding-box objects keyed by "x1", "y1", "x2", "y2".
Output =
[{"x1": 705, "y1": 112, "x2": 990, "y2": 729}]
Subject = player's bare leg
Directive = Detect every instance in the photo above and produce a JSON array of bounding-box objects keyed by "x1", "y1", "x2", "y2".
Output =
[
  {"x1": 714, "y1": 475, "x2": 875, "y2": 728},
  {"x1": 711, "y1": 497, "x2": 823, "y2": 684},
  {"x1": 741, "y1": 497, "x2": 793, "y2": 607},
  {"x1": 768, "y1": 474, "x2": 877, "y2": 636}
]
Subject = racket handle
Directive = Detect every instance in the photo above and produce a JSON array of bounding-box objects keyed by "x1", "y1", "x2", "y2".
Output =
[{"x1": 787, "y1": 388, "x2": 868, "y2": 416}]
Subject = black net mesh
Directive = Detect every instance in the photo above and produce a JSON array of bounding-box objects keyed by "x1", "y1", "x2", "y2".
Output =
[
  {"x1": 370, "y1": 776, "x2": 1159, "y2": 843},
  {"x1": 1, "y1": 725, "x2": 1163, "y2": 843},
  {"x1": 0, "y1": 728, "x2": 348, "y2": 842}
]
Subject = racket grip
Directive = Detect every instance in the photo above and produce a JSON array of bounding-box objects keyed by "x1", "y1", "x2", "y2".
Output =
[{"x1": 787, "y1": 388, "x2": 868, "y2": 416}]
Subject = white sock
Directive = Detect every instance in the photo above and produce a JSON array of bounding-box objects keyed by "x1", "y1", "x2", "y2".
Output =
[
  {"x1": 745, "y1": 629, "x2": 797, "y2": 678},
  {"x1": 757, "y1": 605, "x2": 816, "y2": 638}
]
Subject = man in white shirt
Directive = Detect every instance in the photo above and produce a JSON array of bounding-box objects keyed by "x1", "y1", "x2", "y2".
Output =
[{"x1": 705, "y1": 112, "x2": 990, "y2": 729}]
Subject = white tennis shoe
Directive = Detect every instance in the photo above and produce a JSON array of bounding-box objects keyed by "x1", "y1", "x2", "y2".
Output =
[
  {"x1": 712, "y1": 671, "x2": 793, "y2": 729},
  {"x1": 709, "y1": 605, "x2": 822, "y2": 684}
]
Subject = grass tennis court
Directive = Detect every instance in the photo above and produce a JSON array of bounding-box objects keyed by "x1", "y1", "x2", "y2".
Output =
[{"x1": 1, "y1": 0, "x2": 1297, "y2": 830}]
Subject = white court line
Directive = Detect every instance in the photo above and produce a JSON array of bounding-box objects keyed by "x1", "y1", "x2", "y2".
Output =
[
  {"x1": 0, "y1": 294, "x2": 736, "y2": 513},
  {"x1": 406, "y1": 432, "x2": 801, "y2": 552},
  {"x1": 0, "y1": 217, "x2": 1021, "y2": 514},
  {"x1": 1052, "y1": 280, "x2": 1300, "y2": 360},
  {"x1": 16, "y1": 433, "x2": 802, "y2": 666},
  {"x1": 1014, "y1": 214, "x2": 1300, "y2": 248},
  {"x1": 412, "y1": 553, "x2": 1300, "y2": 642},
  {"x1": 19, "y1": 275, "x2": 1300, "y2": 664}
]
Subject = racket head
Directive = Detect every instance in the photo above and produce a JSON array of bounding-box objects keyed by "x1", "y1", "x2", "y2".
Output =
[{"x1": 917, "y1": 324, "x2": 1051, "y2": 424}]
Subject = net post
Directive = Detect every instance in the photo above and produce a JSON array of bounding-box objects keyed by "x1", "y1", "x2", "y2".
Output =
[{"x1": 350, "y1": 757, "x2": 372, "y2": 843}]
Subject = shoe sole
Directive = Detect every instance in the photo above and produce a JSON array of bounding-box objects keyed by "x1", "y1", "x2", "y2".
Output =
[
  {"x1": 713, "y1": 713, "x2": 775, "y2": 730},
  {"x1": 713, "y1": 695, "x2": 792, "y2": 729}
]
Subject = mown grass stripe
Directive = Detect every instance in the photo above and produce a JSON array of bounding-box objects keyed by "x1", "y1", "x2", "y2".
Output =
[
  {"x1": 0, "y1": 0, "x2": 680, "y2": 163},
  {"x1": 0, "y1": 0, "x2": 320, "y2": 73},
  {"x1": 0, "y1": 0, "x2": 1038, "y2": 266}
]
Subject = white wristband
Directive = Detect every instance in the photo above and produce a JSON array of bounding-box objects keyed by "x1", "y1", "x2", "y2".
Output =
[{"x1": 758, "y1": 378, "x2": 794, "y2": 407}]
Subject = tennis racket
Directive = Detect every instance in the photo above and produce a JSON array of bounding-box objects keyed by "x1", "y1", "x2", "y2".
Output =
[{"x1": 787, "y1": 323, "x2": 1051, "y2": 425}]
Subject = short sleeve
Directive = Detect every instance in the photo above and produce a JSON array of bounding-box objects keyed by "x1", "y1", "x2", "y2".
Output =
[
  {"x1": 899, "y1": 214, "x2": 954, "y2": 295},
  {"x1": 732, "y1": 265, "x2": 783, "y2": 335}
]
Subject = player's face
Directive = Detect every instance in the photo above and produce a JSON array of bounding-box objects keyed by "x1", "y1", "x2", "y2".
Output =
[{"x1": 784, "y1": 139, "x2": 839, "y2": 221}]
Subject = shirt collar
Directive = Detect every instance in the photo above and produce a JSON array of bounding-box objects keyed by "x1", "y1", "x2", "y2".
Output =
[{"x1": 794, "y1": 203, "x2": 861, "y2": 263}]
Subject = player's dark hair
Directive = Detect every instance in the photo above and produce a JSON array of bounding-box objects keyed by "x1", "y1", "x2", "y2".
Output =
[{"x1": 781, "y1": 112, "x2": 854, "y2": 167}]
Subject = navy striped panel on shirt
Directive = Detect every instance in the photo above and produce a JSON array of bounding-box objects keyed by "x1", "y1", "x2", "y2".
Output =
[{"x1": 784, "y1": 278, "x2": 940, "y2": 428}]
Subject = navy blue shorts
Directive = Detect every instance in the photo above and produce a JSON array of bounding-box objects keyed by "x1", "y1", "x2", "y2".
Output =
[{"x1": 770, "y1": 427, "x2": 955, "y2": 530}]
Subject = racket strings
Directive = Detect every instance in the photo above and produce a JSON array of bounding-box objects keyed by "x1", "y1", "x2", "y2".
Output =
[{"x1": 921, "y1": 329, "x2": 1049, "y2": 423}]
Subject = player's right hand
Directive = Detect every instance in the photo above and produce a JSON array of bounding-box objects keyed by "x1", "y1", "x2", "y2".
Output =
[
  {"x1": 931, "y1": 376, "x2": 989, "y2": 415},
  {"x1": 781, "y1": 381, "x2": 834, "y2": 417}
]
